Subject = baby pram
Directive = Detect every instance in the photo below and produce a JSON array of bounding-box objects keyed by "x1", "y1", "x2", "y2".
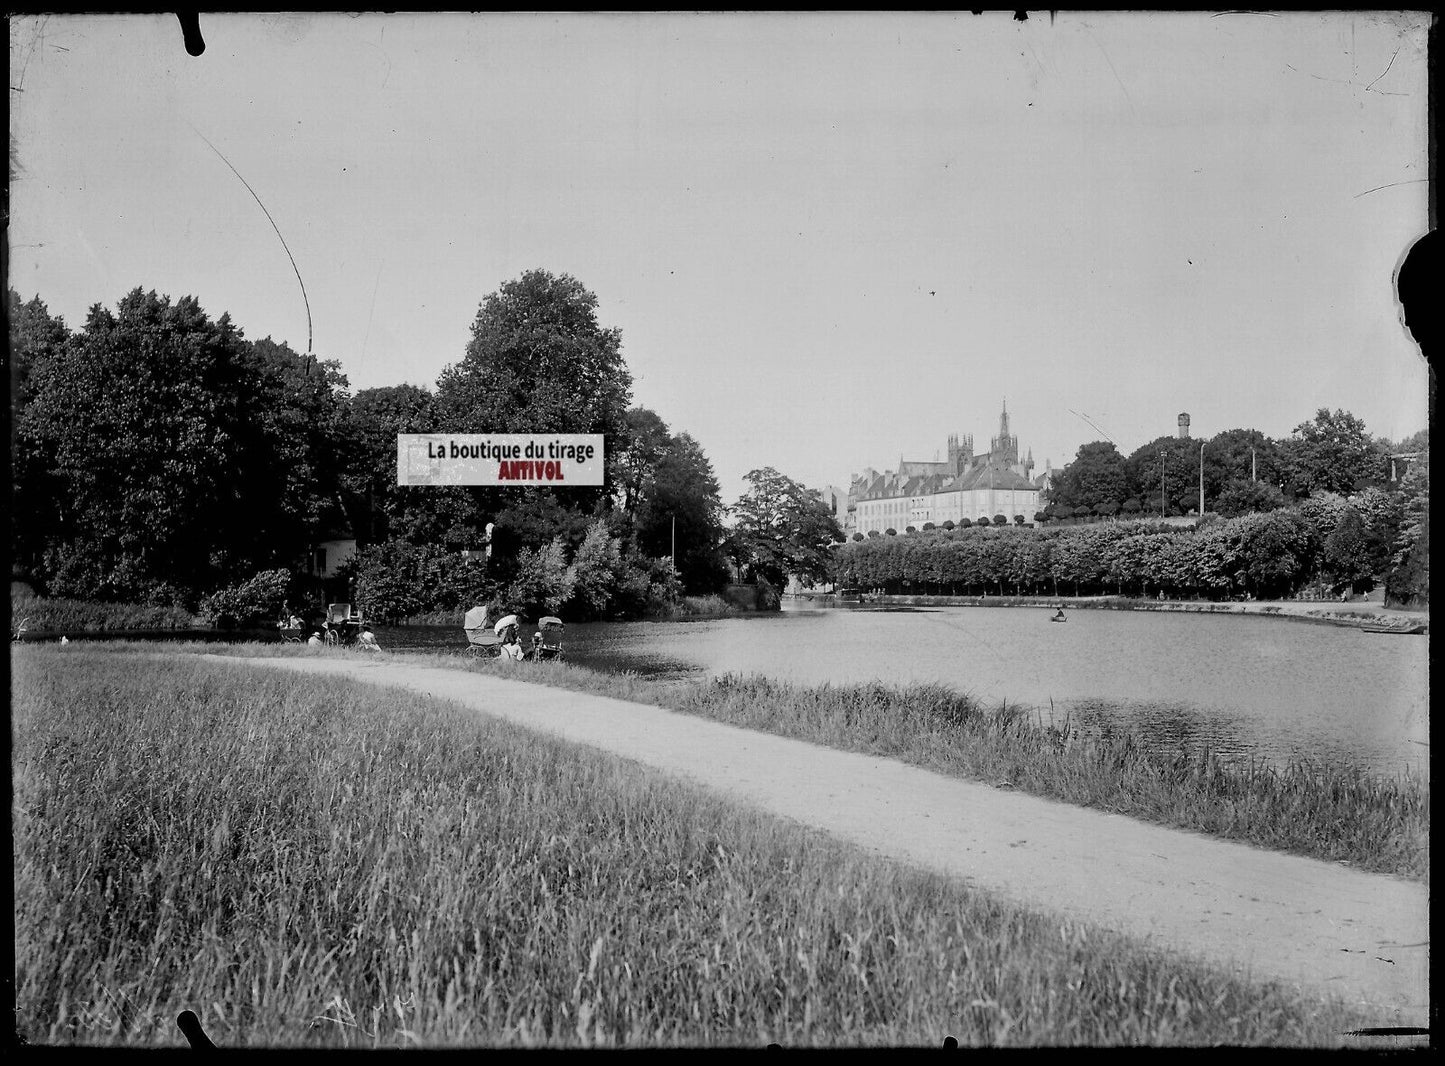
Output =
[
  {"x1": 530, "y1": 617, "x2": 564, "y2": 661},
  {"x1": 464, "y1": 605, "x2": 501, "y2": 658},
  {"x1": 323, "y1": 603, "x2": 365, "y2": 645}
]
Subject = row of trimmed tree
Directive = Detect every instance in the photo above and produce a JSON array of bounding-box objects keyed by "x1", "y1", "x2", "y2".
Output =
[{"x1": 832, "y1": 481, "x2": 1428, "y2": 604}]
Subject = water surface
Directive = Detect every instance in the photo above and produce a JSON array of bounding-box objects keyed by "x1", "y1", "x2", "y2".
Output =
[{"x1": 379, "y1": 605, "x2": 1429, "y2": 778}]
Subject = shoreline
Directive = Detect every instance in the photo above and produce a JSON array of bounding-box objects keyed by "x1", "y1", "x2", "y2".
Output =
[{"x1": 789, "y1": 592, "x2": 1429, "y2": 632}]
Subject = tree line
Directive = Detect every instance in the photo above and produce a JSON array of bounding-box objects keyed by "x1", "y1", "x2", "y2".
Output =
[
  {"x1": 832, "y1": 476, "x2": 1428, "y2": 606},
  {"x1": 9, "y1": 273, "x2": 843, "y2": 623},
  {"x1": 1042, "y1": 413, "x2": 1421, "y2": 522}
]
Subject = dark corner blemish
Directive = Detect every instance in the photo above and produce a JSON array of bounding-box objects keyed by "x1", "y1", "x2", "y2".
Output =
[
  {"x1": 177, "y1": 1009, "x2": 216, "y2": 1047},
  {"x1": 177, "y1": 14, "x2": 205, "y2": 57}
]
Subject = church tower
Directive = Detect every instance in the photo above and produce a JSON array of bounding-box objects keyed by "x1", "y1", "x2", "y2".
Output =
[{"x1": 990, "y1": 400, "x2": 1019, "y2": 466}]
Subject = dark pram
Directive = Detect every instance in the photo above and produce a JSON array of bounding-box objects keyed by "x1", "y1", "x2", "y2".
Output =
[
  {"x1": 324, "y1": 603, "x2": 366, "y2": 645},
  {"x1": 530, "y1": 617, "x2": 564, "y2": 661}
]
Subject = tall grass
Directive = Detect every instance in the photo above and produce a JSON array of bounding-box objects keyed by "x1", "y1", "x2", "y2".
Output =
[
  {"x1": 13, "y1": 648, "x2": 1373, "y2": 1047},
  {"x1": 11, "y1": 593, "x2": 197, "y2": 633},
  {"x1": 42, "y1": 640, "x2": 1432, "y2": 880},
  {"x1": 668, "y1": 677, "x2": 1430, "y2": 882}
]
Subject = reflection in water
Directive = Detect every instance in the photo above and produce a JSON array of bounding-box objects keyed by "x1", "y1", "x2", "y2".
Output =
[{"x1": 378, "y1": 606, "x2": 1428, "y2": 778}]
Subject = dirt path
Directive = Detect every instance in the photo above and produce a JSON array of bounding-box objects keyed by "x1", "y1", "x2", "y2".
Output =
[{"x1": 223, "y1": 655, "x2": 1428, "y2": 1025}]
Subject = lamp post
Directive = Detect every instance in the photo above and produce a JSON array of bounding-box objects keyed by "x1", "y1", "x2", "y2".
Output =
[{"x1": 1199, "y1": 441, "x2": 1205, "y2": 517}]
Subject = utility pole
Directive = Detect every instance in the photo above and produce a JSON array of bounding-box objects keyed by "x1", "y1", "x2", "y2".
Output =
[
  {"x1": 1199, "y1": 441, "x2": 1205, "y2": 517},
  {"x1": 1160, "y1": 452, "x2": 1166, "y2": 518},
  {"x1": 1252, "y1": 447, "x2": 1257, "y2": 483},
  {"x1": 671, "y1": 514, "x2": 676, "y2": 566}
]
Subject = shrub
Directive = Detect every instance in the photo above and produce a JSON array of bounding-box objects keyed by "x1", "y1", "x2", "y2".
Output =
[
  {"x1": 506, "y1": 537, "x2": 576, "y2": 618},
  {"x1": 567, "y1": 520, "x2": 623, "y2": 619},
  {"x1": 753, "y1": 575, "x2": 781, "y2": 611},
  {"x1": 198, "y1": 569, "x2": 292, "y2": 628}
]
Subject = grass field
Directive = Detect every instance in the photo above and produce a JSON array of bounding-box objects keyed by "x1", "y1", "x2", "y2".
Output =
[
  {"x1": 45, "y1": 639, "x2": 1431, "y2": 881},
  {"x1": 13, "y1": 647, "x2": 1383, "y2": 1047},
  {"x1": 171, "y1": 640, "x2": 1429, "y2": 881}
]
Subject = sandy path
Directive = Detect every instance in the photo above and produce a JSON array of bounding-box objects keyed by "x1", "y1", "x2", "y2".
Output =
[{"x1": 222, "y1": 655, "x2": 1428, "y2": 1025}]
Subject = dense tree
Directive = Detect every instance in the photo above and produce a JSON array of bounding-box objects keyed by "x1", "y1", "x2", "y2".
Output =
[
  {"x1": 243, "y1": 335, "x2": 351, "y2": 551},
  {"x1": 614, "y1": 407, "x2": 672, "y2": 526},
  {"x1": 434, "y1": 269, "x2": 633, "y2": 550},
  {"x1": 9, "y1": 290, "x2": 72, "y2": 576},
  {"x1": 1204, "y1": 428, "x2": 1284, "y2": 496},
  {"x1": 1321, "y1": 508, "x2": 1376, "y2": 594},
  {"x1": 1124, "y1": 436, "x2": 1209, "y2": 516},
  {"x1": 624, "y1": 413, "x2": 729, "y2": 595},
  {"x1": 1213, "y1": 479, "x2": 1287, "y2": 518},
  {"x1": 1349, "y1": 486, "x2": 1406, "y2": 577},
  {"x1": 728, "y1": 467, "x2": 844, "y2": 592},
  {"x1": 1047, "y1": 441, "x2": 1128, "y2": 514},
  {"x1": 1385, "y1": 455, "x2": 1429, "y2": 606},
  {"x1": 352, "y1": 538, "x2": 494, "y2": 623},
  {"x1": 17, "y1": 288, "x2": 348, "y2": 602},
  {"x1": 8, "y1": 289, "x2": 69, "y2": 412},
  {"x1": 1280, "y1": 409, "x2": 1389, "y2": 496},
  {"x1": 1388, "y1": 427, "x2": 1429, "y2": 454},
  {"x1": 341, "y1": 384, "x2": 445, "y2": 544}
]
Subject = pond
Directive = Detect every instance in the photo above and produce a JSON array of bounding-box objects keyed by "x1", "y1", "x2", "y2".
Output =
[{"x1": 377, "y1": 604, "x2": 1429, "y2": 779}]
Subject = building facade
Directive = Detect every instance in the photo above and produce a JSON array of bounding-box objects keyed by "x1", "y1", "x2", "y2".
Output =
[{"x1": 849, "y1": 403, "x2": 1049, "y2": 536}]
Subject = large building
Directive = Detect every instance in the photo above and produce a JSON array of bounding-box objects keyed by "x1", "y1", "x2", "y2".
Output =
[{"x1": 848, "y1": 403, "x2": 1050, "y2": 536}]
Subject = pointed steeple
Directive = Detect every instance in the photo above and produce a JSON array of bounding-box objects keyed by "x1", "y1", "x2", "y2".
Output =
[{"x1": 999, "y1": 398, "x2": 1010, "y2": 442}]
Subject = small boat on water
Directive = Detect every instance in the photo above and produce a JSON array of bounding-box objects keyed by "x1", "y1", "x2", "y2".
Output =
[{"x1": 1359, "y1": 623, "x2": 1427, "y2": 635}]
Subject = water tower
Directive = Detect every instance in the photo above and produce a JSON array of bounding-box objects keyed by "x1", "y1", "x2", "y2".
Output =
[{"x1": 1177, "y1": 412, "x2": 1191, "y2": 439}]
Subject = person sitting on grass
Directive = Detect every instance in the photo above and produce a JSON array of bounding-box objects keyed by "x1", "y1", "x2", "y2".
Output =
[
  {"x1": 307, "y1": 631, "x2": 323, "y2": 647},
  {"x1": 498, "y1": 616, "x2": 525, "y2": 661},
  {"x1": 357, "y1": 625, "x2": 381, "y2": 651},
  {"x1": 1053, "y1": 607, "x2": 1067, "y2": 621}
]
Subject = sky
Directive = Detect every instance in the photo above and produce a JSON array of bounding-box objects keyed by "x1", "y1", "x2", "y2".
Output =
[{"x1": 9, "y1": 11, "x2": 1432, "y2": 507}]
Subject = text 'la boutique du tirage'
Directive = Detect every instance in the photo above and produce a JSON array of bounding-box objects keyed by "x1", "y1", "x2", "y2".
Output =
[{"x1": 395, "y1": 434, "x2": 605, "y2": 487}]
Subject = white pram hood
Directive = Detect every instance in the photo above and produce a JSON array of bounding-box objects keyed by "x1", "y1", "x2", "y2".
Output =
[{"x1": 463, "y1": 606, "x2": 489, "y2": 631}]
